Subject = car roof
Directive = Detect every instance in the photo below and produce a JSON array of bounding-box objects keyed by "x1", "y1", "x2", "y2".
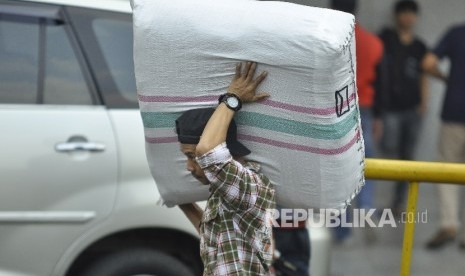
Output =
[{"x1": 13, "y1": 0, "x2": 132, "y2": 13}]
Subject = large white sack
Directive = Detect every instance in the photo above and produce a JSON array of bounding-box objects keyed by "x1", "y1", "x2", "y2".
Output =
[{"x1": 132, "y1": 0, "x2": 365, "y2": 209}]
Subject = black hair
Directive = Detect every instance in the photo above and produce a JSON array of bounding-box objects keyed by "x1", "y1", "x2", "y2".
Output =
[
  {"x1": 330, "y1": 0, "x2": 357, "y2": 15},
  {"x1": 394, "y1": 0, "x2": 419, "y2": 14}
]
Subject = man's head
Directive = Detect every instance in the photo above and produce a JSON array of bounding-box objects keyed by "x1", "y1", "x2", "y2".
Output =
[
  {"x1": 330, "y1": 0, "x2": 357, "y2": 15},
  {"x1": 176, "y1": 108, "x2": 250, "y2": 184},
  {"x1": 394, "y1": 0, "x2": 419, "y2": 30}
]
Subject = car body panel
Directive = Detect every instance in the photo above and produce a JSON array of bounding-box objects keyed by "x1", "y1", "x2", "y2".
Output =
[{"x1": 0, "y1": 105, "x2": 118, "y2": 275}]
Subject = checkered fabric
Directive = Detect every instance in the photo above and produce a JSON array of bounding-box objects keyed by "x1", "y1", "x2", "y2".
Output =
[{"x1": 196, "y1": 143, "x2": 276, "y2": 275}]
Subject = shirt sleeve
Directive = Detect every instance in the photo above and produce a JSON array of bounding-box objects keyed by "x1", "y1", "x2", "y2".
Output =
[
  {"x1": 196, "y1": 143, "x2": 258, "y2": 211},
  {"x1": 434, "y1": 28, "x2": 455, "y2": 59}
]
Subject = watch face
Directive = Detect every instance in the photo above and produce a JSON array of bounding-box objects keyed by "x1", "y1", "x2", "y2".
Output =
[{"x1": 227, "y1": 96, "x2": 239, "y2": 108}]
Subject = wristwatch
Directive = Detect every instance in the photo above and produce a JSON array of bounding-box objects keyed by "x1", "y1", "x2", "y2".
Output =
[{"x1": 218, "y1": 93, "x2": 242, "y2": 112}]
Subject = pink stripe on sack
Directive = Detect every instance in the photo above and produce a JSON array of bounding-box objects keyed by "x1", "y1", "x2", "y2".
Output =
[
  {"x1": 261, "y1": 93, "x2": 356, "y2": 116},
  {"x1": 138, "y1": 93, "x2": 356, "y2": 116},
  {"x1": 138, "y1": 95, "x2": 218, "y2": 102},
  {"x1": 237, "y1": 131, "x2": 360, "y2": 155},
  {"x1": 145, "y1": 130, "x2": 361, "y2": 155}
]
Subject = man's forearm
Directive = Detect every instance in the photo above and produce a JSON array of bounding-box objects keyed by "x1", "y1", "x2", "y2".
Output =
[
  {"x1": 422, "y1": 53, "x2": 447, "y2": 82},
  {"x1": 428, "y1": 67, "x2": 447, "y2": 82},
  {"x1": 196, "y1": 103, "x2": 235, "y2": 157},
  {"x1": 179, "y1": 203, "x2": 203, "y2": 234}
]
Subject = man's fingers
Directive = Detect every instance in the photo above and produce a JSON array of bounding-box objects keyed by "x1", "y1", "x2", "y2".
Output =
[
  {"x1": 253, "y1": 71, "x2": 268, "y2": 86},
  {"x1": 235, "y1": 63, "x2": 242, "y2": 79},
  {"x1": 243, "y1": 61, "x2": 252, "y2": 78},
  {"x1": 246, "y1": 62, "x2": 257, "y2": 81}
]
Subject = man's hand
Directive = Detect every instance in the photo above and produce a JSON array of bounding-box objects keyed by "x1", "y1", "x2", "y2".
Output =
[{"x1": 228, "y1": 62, "x2": 269, "y2": 103}]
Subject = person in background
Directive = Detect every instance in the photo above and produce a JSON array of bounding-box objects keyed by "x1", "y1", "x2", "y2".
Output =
[
  {"x1": 378, "y1": 0, "x2": 428, "y2": 217},
  {"x1": 330, "y1": 0, "x2": 385, "y2": 244},
  {"x1": 422, "y1": 23, "x2": 465, "y2": 250},
  {"x1": 177, "y1": 62, "x2": 276, "y2": 274}
]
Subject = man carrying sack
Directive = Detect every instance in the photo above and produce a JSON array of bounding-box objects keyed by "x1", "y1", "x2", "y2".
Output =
[{"x1": 176, "y1": 62, "x2": 277, "y2": 275}]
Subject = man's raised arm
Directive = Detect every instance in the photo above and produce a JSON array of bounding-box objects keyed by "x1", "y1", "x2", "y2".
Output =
[{"x1": 195, "y1": 62, "x2": 268, "y2": 157}]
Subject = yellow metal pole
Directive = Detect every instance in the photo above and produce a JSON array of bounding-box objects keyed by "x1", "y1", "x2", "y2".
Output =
[
  {"x1": 363, "y1": 159, "x2": 465, "y2": 275},
  {"x1": 400, "y1": 182, "x2": 419, "y2": 276},
  {"x1": 365, "y1": 159, "x2": 465, "y2": 185}
]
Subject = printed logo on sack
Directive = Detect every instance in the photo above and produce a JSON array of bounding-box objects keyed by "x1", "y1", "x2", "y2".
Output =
[{"x1": 335, "y1": 85, "x2": 350, "y2": 117}]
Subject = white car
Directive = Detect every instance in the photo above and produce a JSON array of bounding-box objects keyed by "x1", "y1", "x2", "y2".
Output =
[{"x1": 0, "y1": 0, "x2": 330, "y2": 275}]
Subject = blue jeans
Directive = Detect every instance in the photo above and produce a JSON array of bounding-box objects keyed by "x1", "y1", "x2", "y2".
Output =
[
  {"x1": 381, "y1": 109, "x2": 421, "y2": 207},
  {"x1": 334, "y1": 107, "x2": 375, "y2": 241}
]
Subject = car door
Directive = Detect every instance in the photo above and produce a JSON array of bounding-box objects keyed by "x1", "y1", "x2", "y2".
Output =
[{"x1": 0, "y1": 1, "x2": 118, "y2": 275}]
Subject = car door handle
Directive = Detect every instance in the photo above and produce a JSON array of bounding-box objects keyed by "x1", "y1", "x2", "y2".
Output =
[{"x1": 55, "y1": 142, "x2": 106, "y2": 153}]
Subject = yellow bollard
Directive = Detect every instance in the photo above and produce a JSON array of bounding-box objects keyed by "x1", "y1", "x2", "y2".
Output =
[{"x1": 400, "y1": 182, "x2": 419, "y2": 276}]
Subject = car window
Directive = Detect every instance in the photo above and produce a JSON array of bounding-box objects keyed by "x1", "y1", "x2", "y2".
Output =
[
  {"x1": 0, "y1": 17, "x2": 39, "y2": 104},
  {"x1": 92, "y1": 18, "x2": 136, "y2": 104},
  {"x1": 43, "y1": 24, "x2": 92, "y2": 105},
  {"x1": 0, "y1": 13, "x2": 93, "y2": 105},
  {"x1": 66, "y1": 7, "x2": 137, "y2": 109}
]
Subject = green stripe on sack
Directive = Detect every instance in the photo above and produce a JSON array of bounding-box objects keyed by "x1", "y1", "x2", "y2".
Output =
[
  {"x1": 141, "y1": 110, "x2": 358, "y2": 140},
  {"x1": 142, "y1": 112, "x2": 180, "y2": 128}
]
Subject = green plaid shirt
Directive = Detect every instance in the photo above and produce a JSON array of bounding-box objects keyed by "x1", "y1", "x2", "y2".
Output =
[{"x1": 196, "y1": 143, "x2": 276, "y2": 276}]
